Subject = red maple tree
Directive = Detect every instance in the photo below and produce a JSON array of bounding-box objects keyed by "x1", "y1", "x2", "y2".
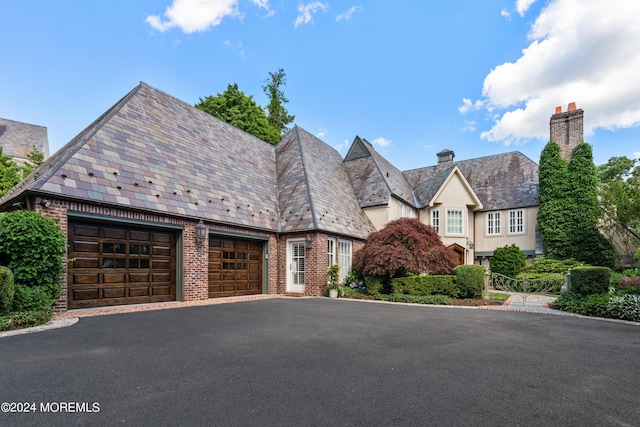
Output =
[{"x1": 353, "y1": 218, "x2": 458, "y2": 278}]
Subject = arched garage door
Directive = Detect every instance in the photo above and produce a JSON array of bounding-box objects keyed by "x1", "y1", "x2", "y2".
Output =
[
  {"x1": 208, "y1": 236, "x2": 263, "y2": 298},
  {"x1": 68, "y1": 221, "x2": 176, "y2": 309}
]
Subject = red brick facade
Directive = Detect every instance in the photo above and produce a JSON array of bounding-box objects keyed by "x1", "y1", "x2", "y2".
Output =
[{"x1": 33, "y1": 196, "x2": 361, "y2": 311}]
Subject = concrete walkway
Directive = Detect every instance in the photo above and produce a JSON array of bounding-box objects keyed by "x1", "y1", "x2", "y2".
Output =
[{"x1": 479, "y1": 292, "x2": 574, "y2": 315}]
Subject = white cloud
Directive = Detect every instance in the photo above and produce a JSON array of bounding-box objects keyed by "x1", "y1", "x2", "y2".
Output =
[
  {"x1": 372, "y1": 137, "x2": 391, "y2": 147},
  {"x1": 458, "y1": 98, "x2": 485, "y2": 114},
  {"x1": 516, "y1": 0, "x2": 537, "y2": 16},
  {"x1": 472, "y1": 0, "x2": 640, "y2": 144},
  {"x1": 146, "y1": 0, "x2": 240, "y2": 33},
  {"x1": 336, "y1": 6, "x2": 362, "y2": 22},
  {"x1": 295, "y1": 2, "x2": 328, "y2": 28},
  {"x1": 317, "y1": 127, "x2": 327, "y2": 138},
  {"x1": 633, "y1": 151, "x2": 640, "y2": 159},
  {"x1": 251, "y1": 0, "x2": 274, "y2": 17},
  {"x1": 501, "y1": 9, "x2": 511, "y2": 20}
]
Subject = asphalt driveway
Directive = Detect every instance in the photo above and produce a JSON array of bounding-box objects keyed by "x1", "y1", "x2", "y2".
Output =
[{"x1": 1, "y1": 298, "x2": 639, "y2": 426}]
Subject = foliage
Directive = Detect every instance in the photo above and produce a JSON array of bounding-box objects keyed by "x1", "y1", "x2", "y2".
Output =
[
  {"x1": 537, "y1": 142, "x2": 616, "y2": 267},
  {"x1": 195, "y1": 83, "x2": 281, "y2": 145},
  {"x1": 364, "y1": 275, "x2": 384, "y2": 296},
  {"x1": 0, "y1": 211, "x2": 65, "y2": 294},
  {"x1": 521, "y1": 257, "x2": 585, "y2": 274},
  {"x1": 597, "y1": 156, "x2": 640, "y2": 248},
  {"x1": 0, "y1": 266, "x2": 15, "y2": 314},
  {"x1": 568, "y1": 145, "x2": 617, "y2": 268},
  {"x1": 353, "y1": 218, "x2": 458, "y2": 279},
  {"x1": 262, "y1": 68, "x2": 295, "y2": 136},
  {"x1": 339, "y1": 285, "x2": 370, "y2": 299},
  {"x1": 374, "y1": 293, "x2": 451, "y2": 305},
  {"x1": 554, "y1": 292, "x2": 612, "y2": 318},
  {"x1": 490, "y1": 244, "x2": 526, "y2": 278},
  {"x1": 390, "y1": 275, "x2": 457, "y2": 297},
  {"x1": 0, "y1": 284, "x2": 55, "y2": 331},
  {"x1": 537, "y1": 141, "x2": 572, "y2": 259},
  {"x1": 453, "y1": 265, "x2": 485, "y2": 299},
  {"x1": 570, "y1": 266, "x2": 611, "y2": 295},
  {"x1": 607, "y1": 294, "x2": 640, "y2": 322},
  {"x1": 0, "y1": 145, "x2": 45, "y2": 196},
  {"x1": 325, "y1": 264, "x2": 340, "y2": 290},
  {"x1": 0, "y1": 146, "x2": 21, "y2": 195}
]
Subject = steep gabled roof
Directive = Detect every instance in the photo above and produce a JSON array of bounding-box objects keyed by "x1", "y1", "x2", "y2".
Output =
[
  {"x1": 1, "y1": 83, "x2": 280, "y2": 231},
  {"x1": 344, "y1": 136, "x2": 416, "y2": 208},
  {"x1": 404, "y1": 151, "x2": 538, "y2": 210},
  {"x1": 277, "y1": 127, "x2": 375, "y2": 238},
  {"x1": 0, "y1": 117, "x2": 49, "y2": 162}
]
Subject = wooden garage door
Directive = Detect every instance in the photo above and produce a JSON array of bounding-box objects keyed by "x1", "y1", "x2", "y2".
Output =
[
  {"x1": 208, "y1": 237, "x2": 263, "y2": 298},
  {"x1": 68, "y1": 221, "x2": 176, "y2": 309}
]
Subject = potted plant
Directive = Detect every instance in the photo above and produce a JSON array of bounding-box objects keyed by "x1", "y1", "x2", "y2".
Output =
[{"x1": 325, "y1": 264, "x2": 340, "y2": 298}]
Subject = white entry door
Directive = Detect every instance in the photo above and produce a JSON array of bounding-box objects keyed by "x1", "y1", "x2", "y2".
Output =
[{"x1": 287, "y1": 240, "x2": 306, "y2": 293}]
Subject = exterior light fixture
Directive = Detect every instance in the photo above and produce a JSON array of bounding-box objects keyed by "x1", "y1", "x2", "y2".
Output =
[
  {"x1": 305, "y1": 234, "x2": 312, "y2": 249},
  {"x1": 40, "y1": 199, "x2": 51, "y2": 208},
  {"x1": 195, "y1": 220, "x2": 207, "y2": 244}
]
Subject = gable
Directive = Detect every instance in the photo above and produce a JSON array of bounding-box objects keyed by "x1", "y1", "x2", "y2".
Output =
[
  {"x1": 344, "y1": 136, "x2": 370, "y2": 161},
  {"x1": 431, "y1": 167, "x2": 482, "y2": 209}
]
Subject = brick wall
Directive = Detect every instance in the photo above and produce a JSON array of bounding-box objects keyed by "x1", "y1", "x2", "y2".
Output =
[
  {"x1": 550, "y1": 104, "x2": 583, "y2": 162},
  {"x1": 35, "y1": 197, "x2": 279, "y2": 311}
]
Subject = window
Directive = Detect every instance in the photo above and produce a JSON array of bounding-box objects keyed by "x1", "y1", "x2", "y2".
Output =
[
  {"x1": 487, "y1": 212, "x2": 501, "y2": 235},
  {"x1": 398, "y1": 201, "x2": 404, "y2": 219},
  {"x1": 446, "y1": 209, "x2": 463, "y2": 235},
  {"x1": 509, "y1": 209, "x2": 525, "y2": 234},
  {"x1": 327, "y1": 239, "x2": 336, "y2": 267},
  {"x1": 337, "y1": 240, "x2": 352, "y2": 282},
  {"x1": 431, "y1": 209, "x2": 440, "y2": 234}
]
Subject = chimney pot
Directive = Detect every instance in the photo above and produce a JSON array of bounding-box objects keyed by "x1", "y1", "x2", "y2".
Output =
[
  {"x1": 568, "y1": 102, "x2": 577, "y2": 112},
  {"x1": 555, "y1": 106, "x2": 562, "y2": 114}
]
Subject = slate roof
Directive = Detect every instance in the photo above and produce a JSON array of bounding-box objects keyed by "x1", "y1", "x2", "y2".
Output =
[
  {"x1": 0, "y1": 117, "x2": 49, "y2": 161},
  {"x1": 1, "y1": 83, "x2": 280, "y2": 231},
  {"x1": 344, "y1": 136, "x2": 416, "y2": 208},
  {"x1": 277, "y1": 127, "x2": 375, "y2": 238},
  {"x1": 404, "y1": 151, "x2": 539, "y2": 210}
]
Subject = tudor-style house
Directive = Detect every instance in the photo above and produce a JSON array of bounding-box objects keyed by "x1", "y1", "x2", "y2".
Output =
[{"x1": 0, "y1": 82, "x2": 577, "y2": 312}]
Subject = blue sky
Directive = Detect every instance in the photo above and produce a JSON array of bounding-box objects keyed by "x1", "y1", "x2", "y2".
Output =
[{"x1": 2, "y1": 0, "x2": 639, "y2": 171}]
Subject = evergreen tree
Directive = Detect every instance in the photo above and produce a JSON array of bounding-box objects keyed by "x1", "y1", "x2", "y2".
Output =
[
  {"x1": 195, "y1": 83, "x2": 281, "y2": 145},
  {"x1": 262, "y1": 68, "x2": 295, "y2": 136},
  {"x1": 537, "y1": 141, "x2": 572, "y2": 259}
]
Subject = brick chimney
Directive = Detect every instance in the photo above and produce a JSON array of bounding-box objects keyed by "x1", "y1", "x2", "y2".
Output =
[{"x1": 550, "y1": 102, "x2": 583, "y2": 162}]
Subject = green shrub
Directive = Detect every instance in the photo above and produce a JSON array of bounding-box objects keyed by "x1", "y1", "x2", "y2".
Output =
[
  {"x1": 365, "y1": 276, "x2": 384, "y2": 296},
  {"x1": 0, "y1": 211, "x2": 65, "y2": 296},
  {"x1": 521, "y1": 257, "x2": 585, "y2": 274},
  {"x1": 390, "y1": 275, "x2": 457, "y2": 297},
  {"x1": 554, "y1": 292, "x2": 612, "y2": 318},
  {"x1": 374, "y1": 293, "x2": 450, "y2": 305},
  {"x1": 453, "y1": 265, "x2": 485, "y2": 299},
  {"x1": 490, "y1": 244, "x2": 526, "y2": 278},
  {"x1": 12, "y1": 285, "x2": 54, "y2": 312},
  {"x1": 608, "y1": 294, "x2": 640, "y2": 322},
  {"x1": 570, "y1": 266, "x2": 611, "y2": 295},
  {"x1": 0, "y1": 309, "x2": 53, "y2": 331},
  {"x1": 0, "y1": 265, "x2": 14, "y2": 314}
]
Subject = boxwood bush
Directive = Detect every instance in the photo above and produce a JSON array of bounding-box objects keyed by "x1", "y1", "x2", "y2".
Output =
[
  {"x1": 375, "y1": 293, "x2": 450, "y2": 305},
  {"x1": 570, "y1": 266, "x2": 611, "y2": 295},
  {"x1": 453, "y1": 265, "x2": 485, "y2": 299},
  {"x1": 390, "y1": 275, "x2": 457, "y2": 297},
  {"x1": 490, "y1": 244, "x2": 526, "y2": 278}
]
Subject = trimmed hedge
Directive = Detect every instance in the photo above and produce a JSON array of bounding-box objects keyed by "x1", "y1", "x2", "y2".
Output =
[
  {"x1": 454, "y1": 265, "x2": 485, "y2": 299},
  {"x1": 490, "y1": 244, "x2": 526, "y2": 278},
  {"x1": 375, "y1": 293, "x2": 450, "y2": 305},
  {"x1": 570, "y1": 266, "x2": 611, "y2": 295},
  {"x1": 390, "y1": 275, "x2": 457, "y2": 297},
  {"x1": 0, "y1": 266, "x2": 14, "y2": 314}
]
